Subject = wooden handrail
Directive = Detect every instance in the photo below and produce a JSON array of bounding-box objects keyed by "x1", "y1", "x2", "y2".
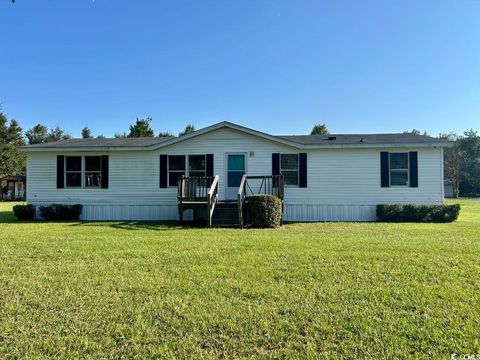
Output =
[
  {"x1": 207, "y1": 175, "x2": 219, "y2": 227},
  {"x1": 240, "y1": 175, "x2": 285, "y2": 199},
  {"x1": 237, "y1": 174, "x2": 247, "y2": 197},
  {"x1": 237, "y1": 174, "x2": 247, "y2": 228},
  {"x1": 236, "y1": 175, "x2": 285, "y2": 228},
  {"x1": 207, "y1": 175, "x2": 219, "y2": 199}
]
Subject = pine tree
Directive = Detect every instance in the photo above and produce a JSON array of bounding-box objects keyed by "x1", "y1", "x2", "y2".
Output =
[
  {"x1": 159, "y1": 131, "x2": 174, "y2": 137},
  {"x1": 26, "y1": 124, "x2": 49, "y2": 144},
  {"x1": 48, "y1": 126, "x2": 71, "y2": 142},
  {"x1": 128, "y1": 117, "x2": 154, "y2": 137},
  {"x1": 310, "y1": 123, "x2": 329, "y2": 135},
  {"x1": 81, "y1": 127, "x2": 92, "y2": 138},
  {"x1": 179, "y1": 124, "x2": 196, "y2": 136},
  {"x1": 0, "y1": 113, "x2": 26, "y2": 177}
]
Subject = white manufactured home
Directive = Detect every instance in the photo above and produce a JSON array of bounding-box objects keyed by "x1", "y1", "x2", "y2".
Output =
[{"x1": 21, "y1": 121, "x2": 449, "y2": 224}]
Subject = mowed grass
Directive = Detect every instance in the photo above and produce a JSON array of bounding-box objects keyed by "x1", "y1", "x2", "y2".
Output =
[{"x1": 0, "y1": 200, "x2": 479, "y2": 358}]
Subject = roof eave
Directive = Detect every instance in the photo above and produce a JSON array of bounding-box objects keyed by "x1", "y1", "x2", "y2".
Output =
[
  {"x1": 18, "y1": 146, "x2": 152, "y2": 152},
  {"x1": 19, "y1": 141, "x2": 450, "y2": 152},
  {"x1": 299, "y1": 143, "x2": 451, "y2": 149},
  {"x1": 300, "y1": 142, "x2": 451, "y2": 149}
]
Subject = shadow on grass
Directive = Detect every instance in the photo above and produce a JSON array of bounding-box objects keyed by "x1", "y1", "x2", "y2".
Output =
[
  {"x1": 0, "y1": 210, "x2": 204, "y2": 230},
  {"x1": 69, "y1": 220, "x2": 206, "y2": 231},
  {"x1": 0, "y1": 211, "x2": 20, "y2": 223}
]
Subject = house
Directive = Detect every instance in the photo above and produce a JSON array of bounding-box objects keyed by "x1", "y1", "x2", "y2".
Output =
[
  {"x1": 1, "y1": 175, "x2": 26, "y2": 201},
  {"x1": 20, "y1": 121, "x2": 450, "y2": 223}
]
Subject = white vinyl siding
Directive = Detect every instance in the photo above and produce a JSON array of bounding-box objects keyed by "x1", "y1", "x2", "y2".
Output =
[{"x1": 26, "y1": 127, "x2": 444, "y2": 221}]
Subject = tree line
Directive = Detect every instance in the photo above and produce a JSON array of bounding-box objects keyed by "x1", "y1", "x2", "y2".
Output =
[
  {"x1": 440, "y1": 131, "x2": 480, "y2": 197},
  {"x1": 23, "y1": 117, "x2": 196, "y2": 143}
]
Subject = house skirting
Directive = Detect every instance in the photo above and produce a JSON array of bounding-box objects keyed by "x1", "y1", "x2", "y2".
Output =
[
  {"x1": 31, "y1": 203, "x2": 378, "y2": 222},
  {"x1": 283, "y1": 204, "x2": 377, "y2": 222}
]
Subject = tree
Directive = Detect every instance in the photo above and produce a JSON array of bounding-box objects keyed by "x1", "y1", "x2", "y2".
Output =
[
  {"x1": 440, "y1": 132, "x2": 465, "y2": 198},
  {"x1": 0, "y1": 113, "x2": 10, "y2": 177},
  {"x1": 97, "y1": 134, "x2": 106, "y2": 139},
  {"x1": 179, "y1": 124, "x2": 196, "y2": 136},
  {"x1": 159, "y1": 131, "x2": 174, "y2": 137},
  {"x1": 26, "y1": 124, "x2": 70, "y2": 144},
  {"x1": 48, "y1": 126, "x2": 71, "y2": 142},
  {"x1": 128, "y1": 117, "x2": 154, "y2": 137},
  {"x1": 458, "y1": 130, "x2": 480, "y2": 196},
  {"x1": 6, "y1": 119, "x2": 26, "y2": 174},
  {"x1": 405, "y1": 129, "x2": 429, "y2": 136},
  {"x1": 114, "y1": 132, "x2": 127, "y2": 138},
  {"x1": 81, "y1": 127, "x2": 92, "y2": 139},
  {"x1": 440, "y1": 130, "x2": 480, "y2": 197},
  {"x1": 0, "y1": 112, "x2": 26, "y2": 177},
  {"x1": 26, "y1": 124, "x2": 49, "y2": 144},
  {"x1": 310, "y1": 123, "x2": 329, "y2": 135}
]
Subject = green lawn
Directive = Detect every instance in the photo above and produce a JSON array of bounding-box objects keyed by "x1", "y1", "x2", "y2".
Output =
[{"x1": 0, "y1": 200, "x2": 479, "y2": 358}]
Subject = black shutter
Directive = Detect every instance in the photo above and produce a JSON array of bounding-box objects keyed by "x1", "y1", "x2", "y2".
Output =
[
  {"x1": 206, "y1": 154, "x2": 214, "y2": 177},
  {"x1": 160, "y1": 155, "x2": 168, "y2": 188},
  {"x1": 56, "y1": 155, "x2": 64, "y2": 188},
  {"x1": 272, "y1": 153, "x2": 280, "y2": 187},
  {"x1": 299, "y1": 153, "x2": 307, "y2": 188},
  {"x1": 409, "y1": 151, "x2": 418, "y2": 187},
  {"x1": 380, "y1": 152, "x2": 389, "y2": 187},
  {"x1": 101, "y1": 155, "x2": 109, "y2": 189}
]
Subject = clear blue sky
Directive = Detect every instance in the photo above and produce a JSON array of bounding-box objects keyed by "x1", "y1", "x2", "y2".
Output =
[{"x1": 1, "y1": 0, "x2": 479, "y2": 137}]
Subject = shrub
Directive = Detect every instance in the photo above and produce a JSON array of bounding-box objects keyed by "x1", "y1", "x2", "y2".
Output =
[
  {"x1": 243, "y1": 195, "x2": 283, "y2": 228},
  {"x1": 39, "y1": 204, "x2": 83, "y2": 221},
  {"x1": 376, "y1": 204, "x2": 460, "y2": 223},
  {"x1": 13, "y1": 204, "x2": 36, "y2": 221}
]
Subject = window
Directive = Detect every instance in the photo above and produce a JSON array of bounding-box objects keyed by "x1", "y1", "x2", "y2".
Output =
[
  {"x1": 168, "y1": 155, "x2": 186, "y2": 186},
  {"x1": 389, "y1": 153, "x2": 409, "y2": 186},
  {"x1": 167, "y1": 155, "x2": 211, "y2": 186},
  {"x1": 65, "y1": 156, "x2": 82, "y2": 187},
  {"x1": 188, "y1": 155, "x2": 206, "y2": 178},
  {"x1": 85, "y1": 156, "x2": 102, "y2": 187},
  {"x1": 65, "y1": 156, "x2": 102, "y2": 188},
  {"x1": 280, "y1": 154, "x2": 299, "y2": 186}
]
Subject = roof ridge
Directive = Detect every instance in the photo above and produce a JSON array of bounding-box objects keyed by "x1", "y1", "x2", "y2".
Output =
[{"x1": 276, "y1": 133, "x2": 432, "y2": 137}]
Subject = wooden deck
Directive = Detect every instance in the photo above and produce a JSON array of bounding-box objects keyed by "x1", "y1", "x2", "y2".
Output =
[{"x1": 178, "y1": 175, "x2": 219, "y2": 227}]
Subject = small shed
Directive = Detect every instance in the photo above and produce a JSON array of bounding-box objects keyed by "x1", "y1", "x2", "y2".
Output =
[
  {"x1": 1, "y1": 175, "x2": 26, "y2": 201},
  {"x1": 444, "y1": 180, "x2": 454, "y2": 198}
]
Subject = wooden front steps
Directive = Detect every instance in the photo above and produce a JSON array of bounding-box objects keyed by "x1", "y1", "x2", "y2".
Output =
[
  {"x1": 178, "y1": 175, "x2": 285, "y2": 228},
  {"x1": 211, "y1": 201, "x2": 239, "y2": 227}
]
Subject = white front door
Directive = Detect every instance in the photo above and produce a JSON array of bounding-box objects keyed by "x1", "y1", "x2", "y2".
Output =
[{"x1": 225, "y1": 153, "x2": 246, "y2": 200}]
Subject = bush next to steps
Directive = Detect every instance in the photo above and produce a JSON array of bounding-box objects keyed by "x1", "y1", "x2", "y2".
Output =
[{"x1": 243, "y1": 195, "x2": 283, "y2": 228}]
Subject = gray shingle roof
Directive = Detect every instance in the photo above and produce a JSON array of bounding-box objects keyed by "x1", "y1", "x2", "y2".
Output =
[
  {"x1": 277, "y1": 133, "x2": 447, "y2": 146},
  {"x1": 23, "y1": 136, "x2": 173, "y2": 148},
  {"x1": 20, "y1": 122, "x2": 449, "y2": 151}
]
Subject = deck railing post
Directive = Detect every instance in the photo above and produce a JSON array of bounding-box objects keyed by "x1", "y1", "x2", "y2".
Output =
[
  {"x1": 237, "y1": 174, "x2": 247, "y2": 229},
  {"x1": 207, "y1": 175, "x2": 219, "y2": 228}
]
